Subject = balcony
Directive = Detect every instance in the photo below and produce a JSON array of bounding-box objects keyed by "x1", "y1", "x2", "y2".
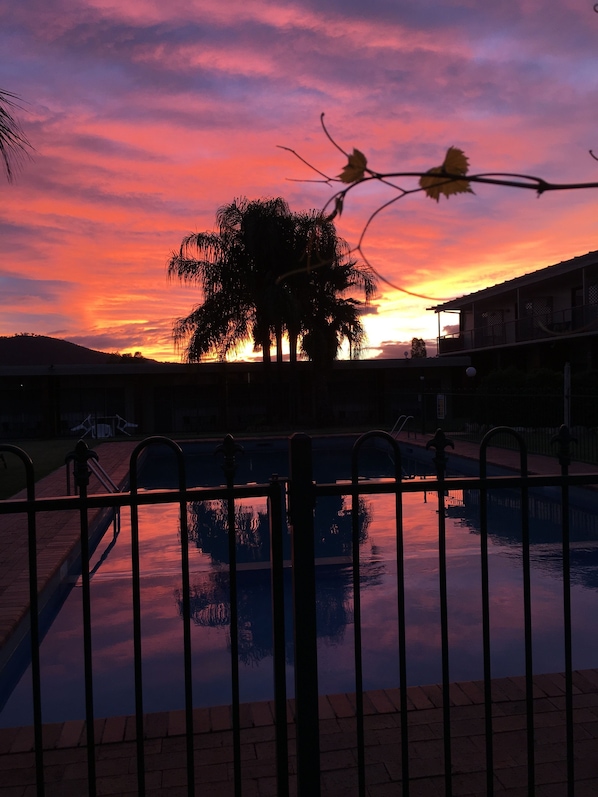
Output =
[{"x1": 438, "y1": 303, "x2": 598, "y2": 354}]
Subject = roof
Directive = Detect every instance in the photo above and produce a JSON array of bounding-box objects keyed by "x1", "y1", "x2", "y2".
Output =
[
  {"x1": 429, "y1": 249, "x2": 598, "y2": 312},
  {"x1": 0, "y1": 357, "x2": 473, "y2": 378}
]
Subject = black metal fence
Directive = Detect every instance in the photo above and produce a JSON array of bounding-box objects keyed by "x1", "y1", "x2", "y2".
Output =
[
  {"x1": 403, "y1": 389, "x2": 598, "y2": 465},
  {"x1": 452, "y1": 424, "x2": 598, "y2": 466},
  {"x1": 1, "y1": 428, "x2": 598, "y2": 796}
]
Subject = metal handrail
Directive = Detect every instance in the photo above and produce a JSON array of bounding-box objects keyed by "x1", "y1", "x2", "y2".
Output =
[
  {"x1": 390, "y1": 414, "x2": 414, "y2": 436},
  {"x1": 65, "y1": 455, "x2": 121, "y2": 495},
  {"x1": 88, "y1": 458, "x2": 120, "y2": 493}
]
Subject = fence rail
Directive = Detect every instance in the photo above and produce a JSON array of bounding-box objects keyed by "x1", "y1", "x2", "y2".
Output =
[{"x1": 1, "y1": 428, "x2": 597, "y2": 796}]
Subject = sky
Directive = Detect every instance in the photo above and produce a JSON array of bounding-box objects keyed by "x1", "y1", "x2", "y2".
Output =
[{"x1": 2, "y1": 0, "x2": 598, "y2": 362}]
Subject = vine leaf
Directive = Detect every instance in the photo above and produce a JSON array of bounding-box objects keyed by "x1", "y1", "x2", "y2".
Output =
[
  {"x1": 325, "y1": 194, "x2": 345, "y2": 221},
  {"x1": 420, "y1": 146, "x2": 474, "y2": 201},
  {"x1": 338, "y1": 148, "x2": 367, "y2": 183}
]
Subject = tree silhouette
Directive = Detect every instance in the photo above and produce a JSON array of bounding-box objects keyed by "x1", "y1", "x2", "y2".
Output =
[
  {"x1": 410, "y1": 338, "x2": 427, "y2": 359},
  {"x1": 168, "y1": 197, "x2": 376, "y2": 364},
  {"x1": 292, "y1": 209, "x2": 376, "y2": 365},
  {"x1": 0, "y1": 89, "x2": 32, "y2": 182},
  {"x1": 168, "y1": 197, "x2": 290, "y2": 363}
]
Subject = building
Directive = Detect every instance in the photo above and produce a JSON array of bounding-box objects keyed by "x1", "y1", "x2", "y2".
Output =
[
  {"x1": 430, "y1": 250, "x2": 598, "y2": 374},
  {"x1": 0, "y1": 357, "x2": 472, "y2": 439}
]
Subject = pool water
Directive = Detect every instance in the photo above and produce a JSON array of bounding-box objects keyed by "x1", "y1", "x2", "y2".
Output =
[{"x1": 2, "y1": 443, "x2": 598, "y2": 727}]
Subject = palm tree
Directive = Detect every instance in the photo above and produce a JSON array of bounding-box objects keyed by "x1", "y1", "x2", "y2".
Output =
[
  {"x1": 287, "y1": 211, "x2": 376, "y2": 366},
  {"x1": 168, "y1": 198, "x2": 377, "y2": 371},
  {"x1": 0, "y1": 89, "x2": 32, "y2": 182},
  {"x1": 217, "y1": 196, "x2": 298, "y2": 363},
  {"x1": 168, "y1": 197, "x2": 295, "y2": 363},
  {"x1": 289, "y1": 219, "x2": 375, "y2": 423}
]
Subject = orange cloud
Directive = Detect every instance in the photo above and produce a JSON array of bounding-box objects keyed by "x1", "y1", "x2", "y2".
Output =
[{"x1": 2, "y1": 0, "x2": 598, "y2": 361}]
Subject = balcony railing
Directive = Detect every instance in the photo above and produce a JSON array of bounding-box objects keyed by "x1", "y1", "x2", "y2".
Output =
[{"x1": 438, "y1": 302, "x2": 598, "y2": 353}]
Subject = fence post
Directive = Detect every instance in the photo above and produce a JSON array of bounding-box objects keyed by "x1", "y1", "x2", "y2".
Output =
[
  {"x1": 552, "y1": 424, "x2": 576, "y2": 796},
  {"x1": 426, "y1": 429, "x2": 454, "y2": 797},
  {"x1": 2, "y1": 444, "x2": 45, "y2": 796},
  {"x1": 288, "y1": 433, "x2": 320, "y2": 796},
  {"x1": 269, "y1": 475, "x2": 289, "y2": 797},
  {"x1": 70, "y1": 439, "x2": 99, "y2": 797},
  {"x1": 215, "y1": 433, "x2": 244, "y2": 796}
]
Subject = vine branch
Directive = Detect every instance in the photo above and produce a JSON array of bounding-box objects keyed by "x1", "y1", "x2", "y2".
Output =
[{"x1": 278, "y1": 112, "x2": 598, "y2": 301}]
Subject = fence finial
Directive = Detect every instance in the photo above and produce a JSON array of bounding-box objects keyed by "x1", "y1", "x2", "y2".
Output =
[
  {"x1": 65, "y1": 439, "x2": 99, "y2": 488},
  {"x1": 215, "y1": 434, "x2": 244, "y2": 486},
  {"x1": 551, "y1": 424, "x2": 577, "y2": 469},
  {"x1": 425, "y1": 428, "x2": 454, "y2": 477}
]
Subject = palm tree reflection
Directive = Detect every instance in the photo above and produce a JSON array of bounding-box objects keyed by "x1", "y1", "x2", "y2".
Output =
[
  {"x1": 186, "y1": 494, "x2": 371, "y2": 564},
  {"x1": 175, "y1": 496, "x2": 383, "y2": 665}
]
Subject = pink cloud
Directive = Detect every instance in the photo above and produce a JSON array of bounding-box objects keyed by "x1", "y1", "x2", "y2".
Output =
[{"x1": 2, "y1": 0, "x2": 598, "y2": 360}]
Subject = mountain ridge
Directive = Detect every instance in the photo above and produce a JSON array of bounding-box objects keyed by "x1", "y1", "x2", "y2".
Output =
[{"x1": 0, "y1": 335, "x2": 154, "y2": 366}]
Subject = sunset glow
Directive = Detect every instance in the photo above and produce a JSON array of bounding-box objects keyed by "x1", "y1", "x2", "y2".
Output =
[{"x1": 2, "y1": 1, "x2": 598, "y2": 361}]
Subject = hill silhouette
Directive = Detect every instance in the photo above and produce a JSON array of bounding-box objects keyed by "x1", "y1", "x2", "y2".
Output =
[{"x1": 0, "y1": 335, "x2": 152, "y2": 366}]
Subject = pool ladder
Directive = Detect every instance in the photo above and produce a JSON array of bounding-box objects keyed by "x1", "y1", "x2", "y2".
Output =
[
  {"x1": 65, "y1": 455, "x2": 122, "y2": 573},
  {"x1": 65, "y1": 456, "x2": 121, "y2": 495},
  {"x1": 88, "y1": 458, "x2": 120, "y2": 494},
  {"x1": 390, "y1": 414, "x2": 414, "y2": 437}
]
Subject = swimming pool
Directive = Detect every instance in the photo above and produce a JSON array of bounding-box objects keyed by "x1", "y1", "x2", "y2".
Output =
[{"x1": 2, "y1": 437, "x2": 598, "y2": 727}]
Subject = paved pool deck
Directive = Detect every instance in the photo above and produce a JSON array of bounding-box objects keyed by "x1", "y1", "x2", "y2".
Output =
[
  {"x1": 3, "y1": 670, "x2": 598, "y2": 796},
  {"x1": 1, "y1": 434, "x2": 598, "y2": 796},
  {"x1": 395, "y1": 429, "x2": 598, "y2": 477}
]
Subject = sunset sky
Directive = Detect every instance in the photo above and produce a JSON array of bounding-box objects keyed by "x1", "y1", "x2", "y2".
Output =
[{"x1": 2, "y1": 0, "x2": 598, "y2": 362}]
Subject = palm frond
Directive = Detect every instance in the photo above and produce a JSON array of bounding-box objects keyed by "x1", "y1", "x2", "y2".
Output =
[{"x1": 0, "y1": 89, "x2": 33, "y2": 182}]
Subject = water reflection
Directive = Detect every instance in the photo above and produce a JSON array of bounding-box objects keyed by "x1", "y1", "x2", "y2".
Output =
[
  {"x1": 4, "y1": 463, "x2": 598, "y2": 727},
  {"x1": 177, "y1": 495, "x2": 382, "y2": 666},
  {"x1": 175, "y1": 560, "x2": 385, "y2": 668},
  {"x1": 453, "y1": 488, "x2": 598, "y2": 590},
  {"x1": 186, "y1": 494, "x2": 372, "y2": 564}
]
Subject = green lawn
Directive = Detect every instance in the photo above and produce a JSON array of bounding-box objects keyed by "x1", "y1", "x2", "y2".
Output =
[
  {"x1": 0, "y1": 438, "x2": 100, "y2": 500},
  {"x1": 0, "y1": 425, "x2": 382, "y2": 501}
]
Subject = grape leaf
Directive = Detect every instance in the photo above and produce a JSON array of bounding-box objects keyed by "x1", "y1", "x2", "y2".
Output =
[
  {"x1": 338, "y1": 148, "x2": 367, "y2": 183},
  {"x1": 420, "y1": 147, "x2": 474, "y2": 201}
]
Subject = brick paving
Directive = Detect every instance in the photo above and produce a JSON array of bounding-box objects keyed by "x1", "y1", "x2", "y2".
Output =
[
  {"x1": 1, "y1": 672, "x2": 598, "y2": 795},
  {"x1": 1, "y1": 435, "x2": 598, "y2": 795},
  {"x1": 394, "y1": 429, "x2": 598, "y2": 477}
]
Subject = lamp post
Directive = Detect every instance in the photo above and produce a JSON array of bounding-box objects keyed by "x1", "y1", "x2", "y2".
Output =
[{"x1": 564, "y1": 362, "x2": 571, "y2": 428}]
